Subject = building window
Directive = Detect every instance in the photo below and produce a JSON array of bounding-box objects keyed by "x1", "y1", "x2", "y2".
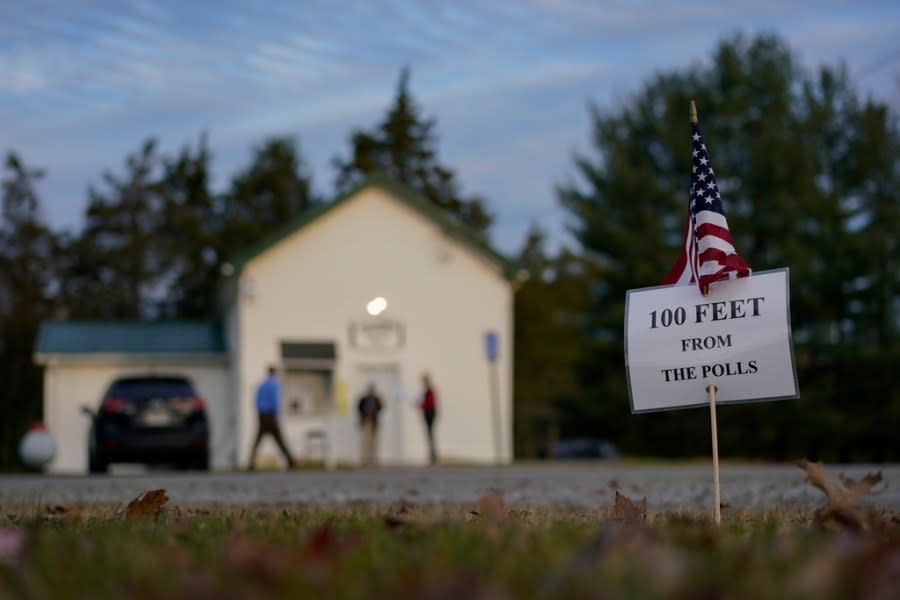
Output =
[
  {"x1": 282, "y1": 369, "x2": 331, "y2": 417},
  {"x1": 279, "y1": 341, "x2": 336, "y2": 418}
]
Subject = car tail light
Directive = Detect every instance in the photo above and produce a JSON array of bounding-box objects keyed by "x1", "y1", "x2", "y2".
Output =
[
  {"x1": 187, "y1": 397, "x2": 206, "y2": 412},
  {"x1": 101, "y1": 397, "x2": 129, "y2": 413}
]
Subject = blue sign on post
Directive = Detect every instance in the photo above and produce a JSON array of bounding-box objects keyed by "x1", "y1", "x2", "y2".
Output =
[{"x1": 484, "y1": 331, "x2": 499, "y2": 363}]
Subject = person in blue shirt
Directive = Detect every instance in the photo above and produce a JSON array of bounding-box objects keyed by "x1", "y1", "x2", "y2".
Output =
[{"x1": 248, "y1": 366, "x2": 296, "y2": 470}]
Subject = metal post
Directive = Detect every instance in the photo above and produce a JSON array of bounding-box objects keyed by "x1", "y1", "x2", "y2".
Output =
[{"x1": 489, "y1": 361, "x2": 502, "y2": 464}]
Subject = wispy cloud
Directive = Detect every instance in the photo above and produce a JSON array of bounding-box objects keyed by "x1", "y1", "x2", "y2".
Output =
[{"x1": 2, "y1": 0, "x2": 898, "y2": 252}]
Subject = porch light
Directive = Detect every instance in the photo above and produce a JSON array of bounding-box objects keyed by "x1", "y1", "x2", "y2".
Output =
[{"x1": 366, "y1": 296, "x2": 388, "y2": 316}]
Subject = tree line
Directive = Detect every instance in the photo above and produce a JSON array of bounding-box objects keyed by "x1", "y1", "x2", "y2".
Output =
[{"x1": 2, "y1": 34, "x2": 898, "y2": 468}]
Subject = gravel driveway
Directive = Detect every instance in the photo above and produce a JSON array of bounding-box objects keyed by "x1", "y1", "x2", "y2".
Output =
[{"x1": 1, "y1": 462, "x2": 897, "y2": 511}]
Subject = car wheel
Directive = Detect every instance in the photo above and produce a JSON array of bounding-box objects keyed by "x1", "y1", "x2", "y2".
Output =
[
  {"x1": 88, "y1": 452, "x2": 108, "y2": 474},
  {"x1": 192, "y1": 453, "x2": 209, "y2": 471}
]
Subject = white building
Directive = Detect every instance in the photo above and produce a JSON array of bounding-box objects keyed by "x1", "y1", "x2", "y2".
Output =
[{"x1": 35, "y1": 177, "x2": 516, "y2": 472}]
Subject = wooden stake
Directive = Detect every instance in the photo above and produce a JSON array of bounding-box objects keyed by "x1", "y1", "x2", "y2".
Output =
[
  {"x1": 694, "y1": 99, "x2": 717, "y2": 521},
  {"x1": 707, "y1": 384, "x2": 721, "y2": 526}
]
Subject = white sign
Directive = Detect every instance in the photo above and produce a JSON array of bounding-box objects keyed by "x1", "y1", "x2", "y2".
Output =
[
  {"x1": 625, "y1": 268, "x2": 798, "y2": 413},
  {"x1": 348, "y1": 319, "x2": 405, "y2": 351}
]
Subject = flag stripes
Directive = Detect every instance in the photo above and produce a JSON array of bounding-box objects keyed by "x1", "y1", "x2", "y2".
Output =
[{"x1": 662, "y1": 118, "x2": 750, "y2": 294}]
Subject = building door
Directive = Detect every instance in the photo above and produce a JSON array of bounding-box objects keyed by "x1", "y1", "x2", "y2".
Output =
[{"x1": 355, "y1": 364, "x2": 403, "y2": 463}]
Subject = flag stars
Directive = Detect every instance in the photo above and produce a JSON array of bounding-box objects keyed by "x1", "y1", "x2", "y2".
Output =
[{"x1": 668, "y1": 124, "x2": 751, "y2": 293}]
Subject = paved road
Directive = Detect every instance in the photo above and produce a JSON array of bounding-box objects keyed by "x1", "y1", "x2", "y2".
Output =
[{"x1": 1, "y1": 463, "x2": 897, "y2": 510}]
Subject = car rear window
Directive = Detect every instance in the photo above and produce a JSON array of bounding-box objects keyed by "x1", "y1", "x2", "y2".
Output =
[{"x1": 106, "y1": 377, "x2": 196, "y2": 402}]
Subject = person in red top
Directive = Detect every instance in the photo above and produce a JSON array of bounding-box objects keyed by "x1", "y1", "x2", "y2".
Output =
[{"x1": 419, "y1": 373, "x2": 438, "y2": 465}]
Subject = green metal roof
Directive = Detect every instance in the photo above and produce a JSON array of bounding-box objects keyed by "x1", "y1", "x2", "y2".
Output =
[
  {"x1": 228, "y1": 174, "x2": 518, "y2": 279},
  {"x1": 35, "y1": 321, "x2": 225, "y2": 355}
]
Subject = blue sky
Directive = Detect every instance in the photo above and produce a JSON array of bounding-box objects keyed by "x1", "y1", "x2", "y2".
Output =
[{"x1": 2, "y1": 0, "x2": 899, "y2": 254}]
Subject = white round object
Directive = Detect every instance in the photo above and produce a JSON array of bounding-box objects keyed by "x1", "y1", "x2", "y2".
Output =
[
  {"x1": 19, "y1": 426, "x2": 57, "y2": 469},
  {"x1": 366, "y1": 296, "x2": 387, "y2": 316}
]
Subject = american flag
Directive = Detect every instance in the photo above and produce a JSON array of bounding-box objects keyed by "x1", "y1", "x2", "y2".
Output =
[{"x1": 662, "y1": 118, "x2": 750, "y2": 294}]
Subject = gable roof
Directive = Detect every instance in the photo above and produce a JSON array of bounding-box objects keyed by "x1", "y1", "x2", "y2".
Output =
[
  {"x1": 227, "y1": 174, "x2": 517, "y2": 279},
  {"x1": 35, "y1": 321, "x2": 225, "y2": 355}
]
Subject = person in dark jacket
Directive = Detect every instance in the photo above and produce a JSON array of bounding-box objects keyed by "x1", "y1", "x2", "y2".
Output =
[
  {"x1": 419, "y1": 373, "x2": 438, "y2": 465},
  {"x1": 357, "y1": 384, "x2": 383, "y2": 466},
  {"x1": 248, "y1": 366, "x2": 296, "y2": 470}
]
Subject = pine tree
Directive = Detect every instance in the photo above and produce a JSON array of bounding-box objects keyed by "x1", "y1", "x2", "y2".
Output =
[
  {"x1": 63, "y1": 139, "x2": 164, "y2": 318},
  {"x1": 219, "y1": 136, "x2": 315, "y2": 259},
  {"x1": 0, "y1": 153, "x2": 57, "y2": 468},
  {"x1": 558, "y1": 33, "x2": 900, "y2": 460},
  {"x1": 333, "y1": 68, "x2": 493, "y2": 237},
  {"x1": 513, "y1": 227, "x2": 592, "y2": 457},
  {"x1": 155, "y1": 136, "x2": 218, "y2": 318}
]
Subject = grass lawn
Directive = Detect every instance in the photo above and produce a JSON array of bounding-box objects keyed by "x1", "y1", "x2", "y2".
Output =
[{"x1": 1, "y1": 496, "x2": 898, "y2": 599}]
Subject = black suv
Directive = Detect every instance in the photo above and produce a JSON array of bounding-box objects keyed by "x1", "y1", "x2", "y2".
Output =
[{"x1": 83, "y1": 375, "x2": 210, "y2": 473}]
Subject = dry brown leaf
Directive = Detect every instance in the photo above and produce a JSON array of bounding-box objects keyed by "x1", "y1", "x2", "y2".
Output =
[
  {"x1": 389, "y1": 498, "x2": 413, "y2": 516},
  {"x1": 42, "y1": 503, "x2": 91, "y2": 526},
  {"x1": 797, "y1": 460, "x2": 882, "y2": 506},
  {"x1": 126, "y1": 489, "x2": 169, "y2": 519},
  {"x1": 839, "y1": 472, "x2": 883, "y2": 498},
  {"x1": 796, "y1": 459, "x2": 880, "y2": 532},
  {"x1": 813, "y1": 506, "x2": 871, "y2": 533},
  {"x1": 478, "y1": 491, "x2": 506, "y2": 523},
  {"x1": 796, "y1": 459, "x2": 853, "y2": 506},
  {"x1": 61, "y1": 506, "x2": 90, "y2": 526},
  {"x1": 613, "y1": 491, "x2": 647, "y2": 525},
  {"x1": 384, "y1": 515, "x2": 412, "y2": 531}
]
